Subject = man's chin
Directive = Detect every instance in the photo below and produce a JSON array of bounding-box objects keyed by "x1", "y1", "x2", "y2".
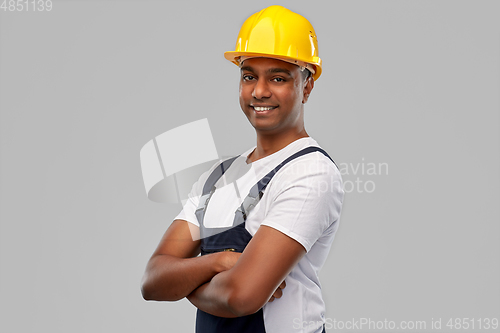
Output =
[{"x1": 249, "y1": 122, "x2": 282, "y2": 134}]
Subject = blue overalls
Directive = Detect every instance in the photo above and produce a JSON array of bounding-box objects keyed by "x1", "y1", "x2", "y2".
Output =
[{"x1": 195, "y1": 146, "x2": 336, "y2": 333}]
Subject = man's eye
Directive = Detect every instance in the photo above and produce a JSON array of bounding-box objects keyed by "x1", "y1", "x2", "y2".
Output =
[
  {"x1": 273, "y1": 77, "x2": 286, "y2": 82},
  {"x1": 243, "y1": 75, "x2": 255, "y2": 81}
]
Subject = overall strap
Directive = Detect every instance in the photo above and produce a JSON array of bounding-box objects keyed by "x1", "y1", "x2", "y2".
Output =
[
  {"x1": 234, "y1": 146, "x2": 336, "y2": 224},
  {"x1": 195, "y1": 156, "x2": 239, "y2": 228},
  {"x1": 202, "y1": 156, "x2": 240, "y2": 195}
]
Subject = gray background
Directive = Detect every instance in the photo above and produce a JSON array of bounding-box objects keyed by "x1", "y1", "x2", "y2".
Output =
[{"x1": 1, "y1": 0, "x2": 498, "y2": 332}]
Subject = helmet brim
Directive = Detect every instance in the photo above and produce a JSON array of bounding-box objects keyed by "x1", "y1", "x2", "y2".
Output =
[{"x1": 224, "y1": 51, "x2": 322, "y2": 81}]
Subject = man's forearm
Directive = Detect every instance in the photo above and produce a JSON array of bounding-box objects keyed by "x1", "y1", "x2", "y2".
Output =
[
  {"x1": 186, "y1": 270, "x2": 240, "y2": 318},
  {"x1": 141, "y1": 252, "x2": 226, "y2": 302}
]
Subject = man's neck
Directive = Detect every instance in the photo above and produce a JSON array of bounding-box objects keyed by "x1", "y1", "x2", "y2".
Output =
[{"x1": 247, "y1": 129, "x2": 309, "y2": 163}]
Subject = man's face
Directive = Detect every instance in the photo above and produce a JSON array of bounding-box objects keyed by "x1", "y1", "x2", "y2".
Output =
[{"x1": 239, "y1": 57, "x2": 313, "y2": 135}]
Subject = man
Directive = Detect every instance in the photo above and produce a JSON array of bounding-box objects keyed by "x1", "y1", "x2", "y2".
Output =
[{"x1": 141, "y1": 5, "x2": 344, "y2": 333}]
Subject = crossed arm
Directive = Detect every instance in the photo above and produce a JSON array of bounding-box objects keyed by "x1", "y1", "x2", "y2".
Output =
[{"x1": 141, "y1": 219, "x2": 306, "y2": 317}]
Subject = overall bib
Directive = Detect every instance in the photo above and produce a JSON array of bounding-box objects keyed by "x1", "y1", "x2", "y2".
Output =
[{"x1": 195, "y1": 146, "x2": 335, "y2": 333}]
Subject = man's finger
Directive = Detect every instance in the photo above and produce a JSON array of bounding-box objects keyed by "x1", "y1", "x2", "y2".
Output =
[{"x1": 273, "y1": 287, "x2": 283, "y2": 299}]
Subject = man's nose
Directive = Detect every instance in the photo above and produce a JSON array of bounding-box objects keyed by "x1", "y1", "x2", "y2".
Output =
[{"x1": 252, "y1": 79, "x2": 272, "y2": 99}]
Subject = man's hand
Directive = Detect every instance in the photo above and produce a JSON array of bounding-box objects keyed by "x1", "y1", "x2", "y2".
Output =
[{"x1": 268, "y1": 280, "x2": 286, "y2": 303}]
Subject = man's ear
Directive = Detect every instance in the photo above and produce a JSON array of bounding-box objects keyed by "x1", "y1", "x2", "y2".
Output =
[{"x1": 302, "y1": 76, "x2": 314, "y2": 104}]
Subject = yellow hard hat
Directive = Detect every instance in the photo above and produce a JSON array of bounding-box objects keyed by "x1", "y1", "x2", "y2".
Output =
[{"x1": 224, "y1": 5, "x2": 322, "y2": 80}]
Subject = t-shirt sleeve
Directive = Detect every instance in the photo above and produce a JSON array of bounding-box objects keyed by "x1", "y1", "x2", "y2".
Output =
[{"x1": 260, "y1": 156, "x2": 344, "y2": 252}]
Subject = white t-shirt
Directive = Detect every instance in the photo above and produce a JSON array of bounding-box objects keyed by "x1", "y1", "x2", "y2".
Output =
[{"x1": 175, "y1": 137, "x2": 344, "y2": 333}]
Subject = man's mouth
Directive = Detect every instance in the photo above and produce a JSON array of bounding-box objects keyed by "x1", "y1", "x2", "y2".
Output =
[{"x1": 251, "y1": 106, "x2": 277, "y2": 112}]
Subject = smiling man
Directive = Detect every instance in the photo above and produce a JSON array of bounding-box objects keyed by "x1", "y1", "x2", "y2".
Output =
[{"x1": 141, "y1": 5, "x2": 344, "y2": 333}]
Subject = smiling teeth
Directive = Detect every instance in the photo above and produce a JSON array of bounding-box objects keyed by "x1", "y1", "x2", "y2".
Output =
[{"x1": 254, "y1": 106, "x2": 274, "y2": 111}]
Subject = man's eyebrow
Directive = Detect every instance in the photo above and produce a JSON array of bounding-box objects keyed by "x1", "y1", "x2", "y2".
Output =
[
  {"x1": 240, "y1": 66, "x2": 293, "y2": 76},
  {"x1": 267, "y1": 68, "x2": 292, "y2": 76},
  {"x1": 240, "y1": 66, "x2": 254, "y2": 72}
]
